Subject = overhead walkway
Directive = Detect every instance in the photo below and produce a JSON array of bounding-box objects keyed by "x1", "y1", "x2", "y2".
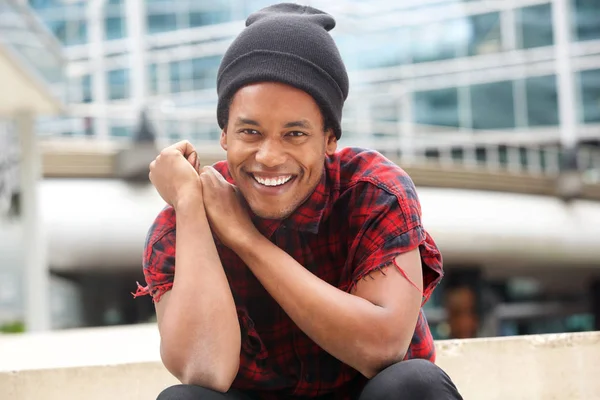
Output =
[{"x1": 39, "y1": 138, "x2": 600, "y2": 200}]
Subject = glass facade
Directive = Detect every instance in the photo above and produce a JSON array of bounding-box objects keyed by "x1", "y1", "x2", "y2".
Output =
[
  {"x1": 414, "y1": 88, "x2": 460, "y2": 128},
  {"x1": 517, "y1": 3, "x2": 554, "y2": 49},
  {"x1": 0, "y1": 0, "x2": 65, "y2": 102},
  {"x1": 24, "y1": 0, "x2": 600, "y2": 159},
  {"x1": 580, "y1": 69, "x2": 600, "y2": 123},
  {"x1": 525, "y1": 75, "x2": 560, "y2": 126},
  {"x1": 108, "y1": 68, "x2": 130, "y2": 100},
  {"x1": 573, "y1": 0, "x2": 600, "y2": 42},
  {"x1": 12, "y1": 0, "x2": 600, "y2": 337},
  {"x1": 471, "y1": 81, "x2": 516, "y2": 130}
]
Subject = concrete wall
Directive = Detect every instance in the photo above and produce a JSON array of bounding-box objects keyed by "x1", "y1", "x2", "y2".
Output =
[{"x1": 0, "y1": 324, "x2": 598, "y2": 399}]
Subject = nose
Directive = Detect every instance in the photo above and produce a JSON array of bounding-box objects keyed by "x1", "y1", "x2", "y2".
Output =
[{"x1": 255, "y1": 138, "x2": 287, "y2": 168}]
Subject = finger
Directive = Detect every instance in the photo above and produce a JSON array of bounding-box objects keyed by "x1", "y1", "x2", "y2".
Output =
[
  {"x1": 200, "y1": 166, "x2": 219, "y2": 187},
  {"x1": 186, "y1": 151, "x2": 200, "y2": 173},
  {"x1": 172, "y1": 140, "x2": 197, "y2": 159},
  {"x1": 205, "y1": 166, "x2": 229, "y2": 184}
]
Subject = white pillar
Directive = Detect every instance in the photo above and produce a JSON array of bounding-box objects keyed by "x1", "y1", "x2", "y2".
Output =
[
  {"x1": 399, "y1": 90, "x2": 416, "y2": 163},
  {"x1": 17, "y1": 111, "x2": 50, "y2": 332},
  {"x1": 552, "y1": 0, "x2": 578, "y2": 150},
  {"x1": 500, "y1": 7, "x2": 517, "y2": 51},
  {"x1": 126, "y1": 0, "x2": 148, "y2": 116},
  {"x1": 88, "y1": 0, "x2": 109, "y2": 139}
]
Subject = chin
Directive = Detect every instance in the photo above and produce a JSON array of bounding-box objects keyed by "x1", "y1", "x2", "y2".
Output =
[
  {"x1": 250, "y1": 207, "x2": 290, "y2": 220},
  {"x1": 248, "y1": 202, "x2": 296, "y2": 220}
]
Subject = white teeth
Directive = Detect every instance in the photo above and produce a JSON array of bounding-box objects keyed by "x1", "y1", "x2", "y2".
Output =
[{"x1": 253, "y1": 175, "x2": 292, "y2": 187}]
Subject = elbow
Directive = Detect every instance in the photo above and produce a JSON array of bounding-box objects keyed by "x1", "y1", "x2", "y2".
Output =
[
  {"x1": 357, "y1": 340, "x2": 408, "y2": 379},
  {"x1": 161, "y1": 344, "x2": 240, "y2": 393},
  {"x1": 179, "y1": 360, "x2": 239, "y2": 393}
]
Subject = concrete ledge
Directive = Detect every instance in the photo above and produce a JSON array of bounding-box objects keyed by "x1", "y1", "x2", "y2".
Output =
[
  {"x1": 435, "y1": 332, "x2": 600, "y2": 400},
  {"x1": 0, "y1": 325, "x2": 598, "y2": 399}
]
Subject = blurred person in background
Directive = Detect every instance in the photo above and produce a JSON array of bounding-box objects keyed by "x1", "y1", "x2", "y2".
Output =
[
  {"x1": 444, "y1": 283, "x2": 480, "y2": 340},
  {"x1": 135, "y1": 3, "x2": 462, "y2": 400}
]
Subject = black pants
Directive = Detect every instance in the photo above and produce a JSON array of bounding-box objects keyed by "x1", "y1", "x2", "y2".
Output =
[{"x1": 157, "y1": 359, "x2": 463, "y2": 400}]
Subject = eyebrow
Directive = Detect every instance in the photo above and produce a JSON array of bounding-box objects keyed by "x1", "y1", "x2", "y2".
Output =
[
  {"x1": 283, "y1": 119, "x2": 312, "y2": 129},
  {"x1": 234, "y1": 118, "x2": 314, "y2": 129},
  {"x1": 234, "y1": 117, "x2": 261, "y2": 127}
]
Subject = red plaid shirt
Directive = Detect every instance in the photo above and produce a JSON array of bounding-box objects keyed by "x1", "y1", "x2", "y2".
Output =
[{"x1": 136, "y1": 147, "x2": 443, "y2": 399}]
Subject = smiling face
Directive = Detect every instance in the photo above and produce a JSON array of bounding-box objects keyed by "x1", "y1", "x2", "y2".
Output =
[{"x1": 221, "y1": 82, "x2": 338, "y2": 220}]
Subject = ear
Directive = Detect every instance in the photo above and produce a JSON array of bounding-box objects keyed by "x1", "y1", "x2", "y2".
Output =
[
  {"x1": 220, "y1": 128, "x2": 227, "y2": 151},
  {"x1": 325, "y1": 129, "x2": 337, "y2": 156}
]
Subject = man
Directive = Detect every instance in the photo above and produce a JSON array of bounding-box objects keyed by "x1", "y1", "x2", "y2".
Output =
[
  {"x1": 443, "y1": 274, "x2": 481, "y2": 340},
  {"x1": 135, "y1": 3, "x2": 463, "y2": 399}
]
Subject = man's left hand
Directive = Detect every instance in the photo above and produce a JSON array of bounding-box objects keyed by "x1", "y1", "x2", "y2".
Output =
[{"x1": 199, "y1": 166, "x2": 258, "y2": 249}]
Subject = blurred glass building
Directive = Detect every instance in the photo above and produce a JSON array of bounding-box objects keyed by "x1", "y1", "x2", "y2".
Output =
[
  {"x1": 28, "y1": 0, "x2": 600, "y2": 164},
  {"x1": 1, "y1": 0, "x2": 597, "y2": 337}
]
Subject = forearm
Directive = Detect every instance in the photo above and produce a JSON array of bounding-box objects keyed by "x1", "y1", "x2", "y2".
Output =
[
  {"x1": 232, "y1": 233, "x2": 402, "y2": 377},
  {"x1": 160, "y1": 200, "x2": 240, "y2": 390}
]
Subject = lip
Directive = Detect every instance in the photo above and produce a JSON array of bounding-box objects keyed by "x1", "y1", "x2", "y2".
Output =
[{"x1": 246, "y1": 172, "x2": 297, "y2": 196}]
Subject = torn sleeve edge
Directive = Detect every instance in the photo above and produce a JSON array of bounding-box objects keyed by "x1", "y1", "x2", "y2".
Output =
[{"x1": 132, "y1": 281, "x2": 173, "y2": 303}]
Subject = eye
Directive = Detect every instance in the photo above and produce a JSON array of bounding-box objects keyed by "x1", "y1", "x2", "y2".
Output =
[
  {"x1": 242, "y1": 129, "x2": 260, "y2": 135},
  {"x1": 287, "y1": 131, "x2": 307, "y2": 137}
]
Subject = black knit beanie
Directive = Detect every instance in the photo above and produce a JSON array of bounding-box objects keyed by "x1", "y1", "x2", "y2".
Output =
[{"x1": 216, "y1": 3, "x2": 349, "y2": 139}]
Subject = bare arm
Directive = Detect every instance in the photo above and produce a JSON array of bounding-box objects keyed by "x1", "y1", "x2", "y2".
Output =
[
  {"x1": 147, "y1": 141, "x2": 240, "y2": 392},
  {"x1": 155, "y1": 199, "x2": 240, "y2": 392},
  {"x1": 197, "y1": 165, "x2": 423, "y2": 379},
  {"x1": 231, "y1": 233, "x2": 423, "y2": 379}
]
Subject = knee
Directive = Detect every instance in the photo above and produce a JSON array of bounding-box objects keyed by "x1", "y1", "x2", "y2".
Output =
[
  {"x1": 390, "y1": 359, "x2": 448, "y2": 394},
  {"x1": 157, "y1": 384, "x2": 207, "y2": 400},
  {"x1": 362, "y1": 359, "x2": 461, "y2": 400}
]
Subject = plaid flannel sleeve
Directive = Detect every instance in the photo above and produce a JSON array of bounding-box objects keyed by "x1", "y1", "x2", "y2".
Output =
[
  {"x1": 349, "y1": 181, "x2": 443, "y2": 302},
  {"x1": 134, "y1": 207, "x2": 176, "y2": 302}
]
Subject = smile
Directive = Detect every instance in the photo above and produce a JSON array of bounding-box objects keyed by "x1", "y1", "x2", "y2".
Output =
[{"x1": 251, "y1": 174, "x2": 293, "y2": 187}]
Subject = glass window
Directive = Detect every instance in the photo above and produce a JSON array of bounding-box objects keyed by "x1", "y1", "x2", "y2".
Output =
[
  {"x1": 525, "y1": 75, "x2": 559, "y2": 126},
  {"x1": 411, "y1": 19, "x2": 467, "y2": 63},
  {"x1": 147, "y1": 13, "x2": 177, "y2": 34},
  {"x1": 413, "y1": 88, "x2": 460, "y2": 128},
  {"x1": 467, "y1": 12, "x2": 502, "y2": 56},
  {"x1": 517, "y1": 3, "x2": 554, "y2": 49},
  {"x1": 189, "y1": 10, "x2": 231, "y2": 27},
  {"x1": 47, "y1": 19, "x2": 87, "y2": 46},
  {"x1": 110, "y1": 126, "x2": 132, "y2": 137},
  {"x1": 67, "y1": 20, "x2": 87, "y2": 46},
  {"x1": 470, "y1": 81, "x2": 516, "y2": 130},
  {"x1": 148, "y1": 64, "x2": 158, "y2": 95},
  {"x1": 579, "y1": 69, "x2": 600, "y2": 123},
  {"x1": 28, "y1": 0, "x2": 57, "y2": 9},
  {"x1": 169, "y1": 60, "x2": 194, "y2": 93},
  {"x1": 192, "y1": 56, "x2": 221, "y2": 90},
  {"x1": 339, "y1": 29, "x2": 409, "y2": 70},
  {"x1": 573, "y1": 0, "x2": 600, "y2": 41},
  {"x1": 82, "y1": 74, "x2": 92, "y2": 103},
  {"x1": 244, "y1": 0, "x2": 275, "y2": 15},
  {"x1": 67, "y1": 74, "x2": 92, "y2": 103},
  {"x1": 107, "y1": 69, "x2": 130, "y2": 100},
  {"x1": 47, "y1": 20, "x2": 67, "y2": 44},
  {"x1": 169, "y1": 61, "x2": 182, "y2": 93},
  {"x1": 105, "y1": 17, "x2": 126, "y2": 40}
]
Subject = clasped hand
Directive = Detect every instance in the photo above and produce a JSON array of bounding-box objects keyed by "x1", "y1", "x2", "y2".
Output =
[{"x1": 149, "y1": 140, "x2": 256, "y2": 248}]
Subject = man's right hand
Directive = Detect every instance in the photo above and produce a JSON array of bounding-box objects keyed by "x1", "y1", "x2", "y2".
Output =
[{"x1": 149, "y1": 140, "x2": 202, "y2": 209}]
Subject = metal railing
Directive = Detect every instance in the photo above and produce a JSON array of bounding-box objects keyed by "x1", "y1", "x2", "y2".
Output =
[{"x1": 34, "y1": 105, "x2": 600, "y2": 183}]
